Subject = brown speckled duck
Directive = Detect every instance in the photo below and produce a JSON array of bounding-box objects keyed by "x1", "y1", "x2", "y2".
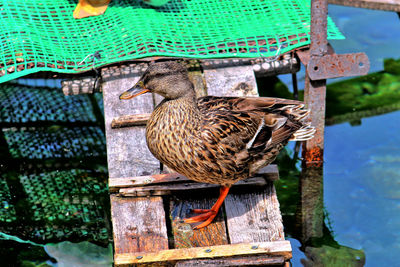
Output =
[{"x1": 120, "y1": 61, "x2": 315, "y2": 229}]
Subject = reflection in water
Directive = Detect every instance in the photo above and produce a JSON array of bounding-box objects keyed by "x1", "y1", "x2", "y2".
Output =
[
  {"x1": 298, "y1": 166, "x2": 365, "y2": 266},
  {"x1": 296, "y1": 166, "x2": 324, "y2": 243},
  {"x1": 276, "y1": 147, "x2": 365, "y2": 266},
  {"x1": 276, "y1": 146, "x2": 367, "y2": 266}
]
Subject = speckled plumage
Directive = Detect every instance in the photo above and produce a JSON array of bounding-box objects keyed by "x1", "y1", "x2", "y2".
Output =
[{"x1": 129, "y1": 61, "x2": 315, "y2": 187}]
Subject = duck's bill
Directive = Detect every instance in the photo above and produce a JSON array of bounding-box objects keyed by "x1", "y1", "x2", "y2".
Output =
[{"x1": 119, "y1": 81, "x2": 150, "y2": 100}]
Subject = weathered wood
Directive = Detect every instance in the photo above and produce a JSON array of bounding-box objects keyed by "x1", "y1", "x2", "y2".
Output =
[
  {"x1": 103, "y1": 63, "x2": 165, "y2": 262},
  {"x1": 109, "y1": 172, "x2": 188, "y2": 192},
  {"x1": 110, "y1": 195, "x2": 169, "y2": 255},
  {"x1": 111, "y1": 113, "x2": 151, "y2": 128},
  {"x1": 170, "y1": 197, "x2": 228, "y2": 248},
  {"x1": 175, "y1": 255, "x2": 285, "y2": 266},
  {"x1": 225, "y1": 182, "x2": 285, "y2": 244},
  {"x1": 109, "y1": 165, "x2": 279, "y2": 192},
  {"x1": 119, "y1": 177, "x2": 266, "y2": 197},
  {"x1": 203, "y1": 65, "x2": 258, "y2": 97},
  {"x1": 102, "y1": 63, "x2": 160, "y2": 178},
  {"x1": 114, "y1": 241, "x2": 292, "y2": 265},
  {"x1": 328, "y1": 0, "x2": 400, "y2": 12},
  {"x1": 188, "y1": 63, "x2": 208, "y2": 98}
]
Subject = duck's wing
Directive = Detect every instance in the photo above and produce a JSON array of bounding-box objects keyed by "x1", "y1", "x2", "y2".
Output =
[
  {"x1": 198, "y1": 96, "x2": 310, "y2": 147},
  {"x1": 197, "y1": 95, "x2": 303, "y2": 113},
  {"x1": 198, "y1": 96, "x2": 313, "y2": 179}
]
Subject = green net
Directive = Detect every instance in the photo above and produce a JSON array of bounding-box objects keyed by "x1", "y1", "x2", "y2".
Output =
[
  {"x1": 3, "y1": 126, "x2": 106, "y2": 159},
  {"x1": 0, "y1": 0, "x2": 344, "y2": 83},
  {"x1": 0, "y1": 84, "x2": 99, "y2": 123},
  {"x1": 20, "y1": 169, "x2": 109, "y2": 241},
  {"x1": 0, "y1": 178, "x2": 17, "y2": 223},
  {"x1": 0, "y1": 81, "x2": 109, "y2": 243}
]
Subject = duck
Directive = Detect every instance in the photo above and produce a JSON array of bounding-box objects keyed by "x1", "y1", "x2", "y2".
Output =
[{"x1": 120, "y1": 61, "x2": 315, "y2": 229}]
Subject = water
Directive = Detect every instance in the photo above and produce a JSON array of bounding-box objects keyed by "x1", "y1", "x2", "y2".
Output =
[
  {"x1": 284, "y1": 110, "x2": 400, "y2": 266},
  {"x1": 1, "y1": 4, "x2": 400, "y2": 267},
  {"x1": 324, "y1": 111, "x2": 400, "y2": 266},
  {"x1": 279, "y1": 5, "x2": 400, "y2": 266}
]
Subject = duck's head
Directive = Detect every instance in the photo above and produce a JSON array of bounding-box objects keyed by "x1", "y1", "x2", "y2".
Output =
[{"x1": 119, "y1": 61, "x2": 193, "y2": 100}]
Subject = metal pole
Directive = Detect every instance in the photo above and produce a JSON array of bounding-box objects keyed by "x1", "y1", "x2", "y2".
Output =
[
  {"x1": 303, "y1": 0, "x2": 328, "y2": 168},
  {"x1": 298, "y1": 0, "x2": 328, "y2": 242}
]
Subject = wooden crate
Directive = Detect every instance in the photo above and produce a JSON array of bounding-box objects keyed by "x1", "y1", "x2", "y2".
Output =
[
  {"x1": 109, "y1": 167, "x2": 291, "y2": 266},
  {"x1": 102, "y1": 62, "x2": 292, "y2": 266}
]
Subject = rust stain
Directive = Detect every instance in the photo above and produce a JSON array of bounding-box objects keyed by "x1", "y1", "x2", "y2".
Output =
[{"x1": 303, "y1": 147, "x2": 323, "y2": 168}]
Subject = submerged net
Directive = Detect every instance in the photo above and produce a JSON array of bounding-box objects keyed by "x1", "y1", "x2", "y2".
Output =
[
  {"x1": 0, "y1": 178, "x2": 17, "y2": 223},
  {"x1": 3, "y1": 126, "x2": 106, "y2": 159},
  {"x1": 20, "y1": 169, "x2": 109, "y2": 241},
  {"x1": 0, "y1": 81, "x2": 109, "y2": 243},
  {"x1": 0, "y1": 0, "x2": 344, "y2": 83},
  {"x1": 0, "y1": 84, "x2": 99, "y2": 123}
]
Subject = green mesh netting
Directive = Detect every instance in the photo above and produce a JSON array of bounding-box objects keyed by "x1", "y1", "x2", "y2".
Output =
[
  {"x1": 3, "y1": 126, "x2": 106, "y2": 159},
  {"x1": 0, "y1": 81, "x2": 109, "y2": 243},
  {"x1": 20, "y1": 169, "x2": 109, "y2": 241},
  {"x1": 0, "y1": 0, "x2": 344, "y2": 83},
  {"x1": 0, "y1": 84, "x2": 98, "y2": 123},
  {"x1": 0, "y1": 178, "x2": 17, "y2": 223}
]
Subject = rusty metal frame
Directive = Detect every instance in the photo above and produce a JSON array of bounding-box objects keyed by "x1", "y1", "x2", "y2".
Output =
[
  {"x1": 296, "y1": 0, "x2": 371, "y2": 245},
  {"x1": 300, "y1": 0, "x2": 370, "y2": 167}
]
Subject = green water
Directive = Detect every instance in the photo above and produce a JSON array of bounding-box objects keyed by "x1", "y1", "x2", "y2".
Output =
[{"x1": 1, "y1": 4, "x2": 400, "y2": 267}]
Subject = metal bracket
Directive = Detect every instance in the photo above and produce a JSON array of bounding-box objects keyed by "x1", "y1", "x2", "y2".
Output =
[
  {"x1": 307, "y1": 52, "x2": 370, "y2": 80},
  {"x1": 297, "y1": 48, "x2": 370, "y2": 80}
]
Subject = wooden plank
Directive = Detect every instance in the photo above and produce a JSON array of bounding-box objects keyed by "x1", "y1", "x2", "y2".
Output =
[
  {"x1": 328, "y1": 0, "x2": 400, "y2": 12},
  {"x1": 170, "y1": 197, "x2": 228, "y2": 248},
  {"x1": 103, "y1": 64, "x2": 166, "y2": 262},
  {"x1": 188, "y1": 62, "x2": 208, "y2": 98},
  {"x1": 114, "y1": 241, "x2": 292, "y2": 265},
  {"x1": 119, "y1": 177, "x2": 267, "y2": 197},
  {"x1": 224, "y1": 182, "x2": 285, "y2": 244},
  {"x1": 109, "y1": 164, "x2": 279, "y2": 191},
  {"x1": 109, "y1": 172, "x2": 188, "y2": 192},
  {"x1": 203, "y1": 65, "x2": 258, "y2": 97},
  {"x1": 111, "y1": 113, "x2": 150, "y2": 128},
  {"x1": 110, "y1": 195, "x2": 169, "y2": 255},
  {"x1": 102, "y1": 63, "x2": 160, "y2": 178},
  {"x1": 175, "y1": 255, "x2": 285, "y2": 266}
]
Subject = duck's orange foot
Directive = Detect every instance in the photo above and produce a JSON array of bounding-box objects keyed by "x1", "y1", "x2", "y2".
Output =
[
  {"x1": 183, "y1": 186, "x2": 231, "y2": 230},
  {"x1": 184, "y1": 210, "x2": 218, "y2": 230}
]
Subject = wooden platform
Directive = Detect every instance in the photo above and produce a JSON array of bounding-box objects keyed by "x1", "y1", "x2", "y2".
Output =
[
  {"x1": 109, "y1": 167, "x2": 290, "y2": 266},
  {"x1": 101, "y1": 61, "x2": 292, "y2": 266}
]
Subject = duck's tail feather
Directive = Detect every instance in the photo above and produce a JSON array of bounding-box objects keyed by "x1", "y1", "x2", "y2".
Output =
[
  {"x1": 277, "y1": 104, "x2": 315, "y2": 141},
  {"x1": 276, "y1": 104, "x2": 310, "y2": 121},
  {"x1": 290, "y1": 124, "x2": 316, "y2": 141}
]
